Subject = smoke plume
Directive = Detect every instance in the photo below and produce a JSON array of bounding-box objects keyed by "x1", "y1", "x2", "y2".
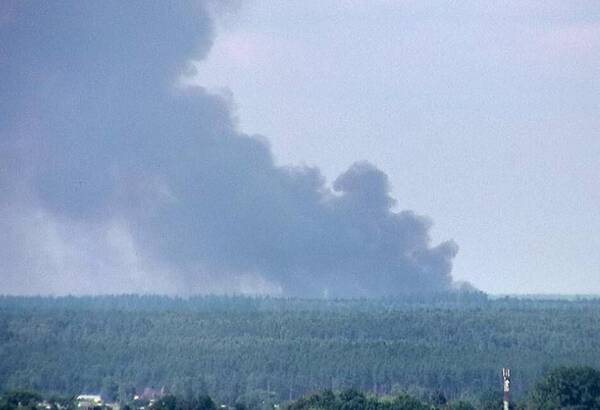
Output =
[{"x1": 0, "y1": 1, "x2": 458, "y2": 297}]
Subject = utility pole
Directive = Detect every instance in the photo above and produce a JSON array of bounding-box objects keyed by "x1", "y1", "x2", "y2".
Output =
[{"x1": 502, "y1": 368, "x2": 510, "y2": 410}]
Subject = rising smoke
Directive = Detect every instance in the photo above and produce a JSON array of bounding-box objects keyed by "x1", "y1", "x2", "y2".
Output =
[{"x1": 0, "y1": 1, "x2": 458, "y2": 297}]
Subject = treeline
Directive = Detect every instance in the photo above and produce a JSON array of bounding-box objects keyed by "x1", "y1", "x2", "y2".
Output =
[
  {"x1": 2, "y1": 295, "x2": 600, "y2": 404},
  {"x1": 0, "y1": 293, "x2": 492, "y2": 312},
  {"x1": 2, "y1": 366, "x2": 600, "y2": 409},
  {"x1": 289, "y1": 366, "x2": 600, "y2": 409}
]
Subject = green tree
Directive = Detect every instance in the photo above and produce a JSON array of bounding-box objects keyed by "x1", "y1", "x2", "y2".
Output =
[
  {"x1": 476, "y1": 389, "x2": 502, "y2": 410},
  {"x1": 1, "y1": 390, "x2": 42, "y2": 408},
  {"x1": 527, "y1": 366, "x2": 600, "y2": 409},
  {"x1": 152, "y1": 395, "x2": 179, "y2": 410},
  {"x1": 429, "y1": 391, "x2": 447, "y2": 406},
  {"x1": 390, "y1": 393, "x2": 430, "y2": 410},
  {"x1": 339, "y1": 389, "x2": 366, "y2": 410},
  {"x1": 193, "y1": 395, "x2": 216, "y2": 410},
  {"x1": 445, "y1": 401, "x2": 475, "y2": 410},
  {"x1": 47, "y1": 395, "x2": 76, "y2": 410}
]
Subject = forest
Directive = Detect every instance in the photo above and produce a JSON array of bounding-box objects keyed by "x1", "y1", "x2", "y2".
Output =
[{"x1": 2, "y1": 294, "x2": 600, "y2": 406}]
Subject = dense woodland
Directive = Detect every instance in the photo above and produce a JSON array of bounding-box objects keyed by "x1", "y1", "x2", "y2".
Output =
[{"x1": 2, "y1": 295, "x2": 600, "y2": 406}]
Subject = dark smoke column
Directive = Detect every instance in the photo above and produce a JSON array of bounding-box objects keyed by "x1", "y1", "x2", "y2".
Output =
[{"x1": 0, "y1": 1, "x2": 461, "y2": 296}]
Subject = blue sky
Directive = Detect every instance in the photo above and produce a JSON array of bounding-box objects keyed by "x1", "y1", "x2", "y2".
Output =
[{"x1": 192, "y1": 1, "x2": 600, "y2": 294}]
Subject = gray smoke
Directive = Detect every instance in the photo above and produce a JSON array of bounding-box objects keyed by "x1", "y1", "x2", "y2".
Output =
[{"x1": 0, "y1": 1, "x2": 458, "y2": 297}]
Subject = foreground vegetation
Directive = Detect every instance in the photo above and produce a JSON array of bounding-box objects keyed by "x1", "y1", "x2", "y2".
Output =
[
  {"x1": 2, "y1": 367, "x2": 600, "y2": 409},
  {"x1": 2, "y1": 295, "x2": 600, "y2": 404}
]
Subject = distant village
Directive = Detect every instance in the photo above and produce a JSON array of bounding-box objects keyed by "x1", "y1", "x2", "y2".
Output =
[
  {"x1": 24, "y1": 387, "x2": 219, "y2": 410},
  {"x1": 74, "y1": 387, "x2": 171, "y2": 410}
]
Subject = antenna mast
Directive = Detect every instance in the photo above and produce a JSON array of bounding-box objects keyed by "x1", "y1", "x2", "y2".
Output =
[{"x1": 502, "y1": 368, "x2": 511, "y2": 410}]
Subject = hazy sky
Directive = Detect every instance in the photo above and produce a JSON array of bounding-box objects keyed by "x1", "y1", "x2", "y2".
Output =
[
  {"x1": 1, "y1": 1, "x2": 599, "y2": 296},
  {"x1": 193, "y1": 1, "x2": 600, "y2": 294}
]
